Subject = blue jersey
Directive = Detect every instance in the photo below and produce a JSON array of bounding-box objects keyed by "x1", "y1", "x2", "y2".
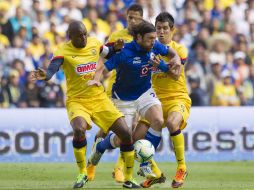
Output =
[{"x1": 104, "y1": 40, "x2": 169, "y2": 101}]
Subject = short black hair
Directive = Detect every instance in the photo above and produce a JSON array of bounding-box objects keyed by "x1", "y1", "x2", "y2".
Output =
[
  {"x1": 155, "y1": 12, "x2": 174, "y2": 28},
  {"x1": 127, "y1": 3, "x2": 143, "y2": 16},
  {"x1": 132, "y1": 21, "x2": 156, "y2": 40}
]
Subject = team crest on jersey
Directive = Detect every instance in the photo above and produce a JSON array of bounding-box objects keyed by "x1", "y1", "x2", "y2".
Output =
[
  {"x1": 150, "y1": 52, "x2": 155, "y2": 59},
  {"x1": 91, "y1": 49, "x2": 97, "y2": 55},
  {"x1": 76, "y1": 62, "x2": 96, "y2": 75},
  {"x1": 133, "y1": 57, "x2": 141, "y2": 64},
  {"x1": 141, "y1": 64, "x2": 150, "y2": 77}
]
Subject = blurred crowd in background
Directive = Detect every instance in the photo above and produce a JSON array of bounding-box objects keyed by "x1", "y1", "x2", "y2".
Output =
[{"x1": 0, "y1": 0, "x2": 254, "y2": 108}]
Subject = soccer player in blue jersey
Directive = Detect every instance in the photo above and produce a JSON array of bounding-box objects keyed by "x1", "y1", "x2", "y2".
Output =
[{"x1": 87, "y1": 20, "x2": 182, "y2": 186}]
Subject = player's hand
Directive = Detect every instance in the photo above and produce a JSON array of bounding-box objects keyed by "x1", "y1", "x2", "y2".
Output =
[
  {"x1": 169, "y1": 55, "x2": 181, "y2": 76},
  {"x1": 148, "y1": 56, "x2": 161, "y2": 67},
  {"x1": 87, "y1": 79, "x2": 101, "y2": 87},
  {"x1": 114, "y1": 39, "x2": 124, "y2": 51},
  {"x1": 29, "y1": 68, "x2": 46, "y2": 81}
]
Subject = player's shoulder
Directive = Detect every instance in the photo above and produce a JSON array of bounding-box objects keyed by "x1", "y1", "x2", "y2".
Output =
[
  {"x1": 108, "y1": 28, "x2": 130, "y2": 42},
  {"x1": 53, "y1": 41, "x2": 71, "y2": 56},
  {"x1": 87, "y1": 36, "x2": 102, "y2": 47},
  {"x1": 170, "y1": 41, "x2": 188, "y2": 58}
]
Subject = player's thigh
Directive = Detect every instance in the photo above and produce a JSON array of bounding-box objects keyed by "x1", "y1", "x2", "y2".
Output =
[
  {"x1": 66, "y1": 99, "x2": 92, "y2": 130},
  {"x1": 112, "y1": 98, "x2": 137, "y2": 129},
  {"x1": 162, "y1": 99, "x2": 191, "y2": 130},
  {"x1": 137, "y1": 88, "x2": 162, "y2": 120},
  {"x1": 92, "y1": 94, "x2": 124, "y2": 134}
]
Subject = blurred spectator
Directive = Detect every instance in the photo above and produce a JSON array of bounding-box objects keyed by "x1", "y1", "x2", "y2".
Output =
[
  {"x1": 19, "y1": 73, "x2": 40, "y2": 108},
  {"x1": 61, "y1": 1, "x2": 82, "y2": 21},
  {"x1": 81, "y1": 0, "x2": 104, "y2": 18},
  {"x1": 6, "y1": 35, "x2": 26, "y2": 64},
  {"x1": 0, "y1": 25, "x2": 10, "y2": 47},
  {"x1": 106, "y1": 11, "x2": 124, "y2": 33},
  {"x1": 240, "y1": 64, "x2": 254, "y2": 105},
  {"x1": 27, "y1": 34, "x2": 45, "y2": 62},
  {"x1": 233, "y1": 51, "x2": 250, "y2": 86},
  {"x1": 10, "y1": 6, "x2": 32, "y2": 40},
  {"x1": 33, "y1": 11, "x2": 50, "y2": 37},
  {"x1": 38, "y1": 80, "x2": 64, "y2": 108},
  {"x1": 5, "y1": 70, "x2": 24, "y2": 108},
  {"x1": 230, "y1": 0, "x2": 248, "y2": 24},
  {"x1": 89, "y1": 22, "x2": 106, "y2": 43},
  {"x1": 211, "y1": 70, "x2": 240, "y2": 106},
  {"x1": 47, "y1": 0, "x2": 62, "y2": 24},
  {"x1": 189, "y1": 75, "x2": 208, "y2": 106},
  {"x1": 28, "y1": 0, "x2": 42, "y2": 23},
  {"x1": 205, "y1": 55, "x2": 223, "y2": 101},
  {"x1": 0, "y1": 76, "x2": 9, "y2": 108},
  {"x1": 106, "y1": 0, "x2": 125, "y2": 23},
  {"x1": 83, "y1": 8, "x2": 110, "y2": 36},
  {"x1": 0, "y1": 2, "x2": 14, "y2": 43},
  {"x1": 12, "y1": 59, "x2": 28, "y2": 86}
]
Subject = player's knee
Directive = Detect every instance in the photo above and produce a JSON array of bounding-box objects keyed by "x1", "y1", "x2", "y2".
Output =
[
  {"x1": 73, "y1": 126, "x2": 86, "y2": 139},
  {"x1": 151, "y1": 117, "x2": 164, "y2": 130},
  {"x1": 166, "y1": 117, "x2": 180, "y2": 133},
  {"x1": 121, "y1": 129, "x2": 133, "y2": 144}
]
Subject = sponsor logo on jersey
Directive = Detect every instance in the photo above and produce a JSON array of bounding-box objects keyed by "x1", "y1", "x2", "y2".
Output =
[
  {"x1": 133, "y1": 57, "x2": 141, "y2": 64},
  {"x1": 76, "y1": 62, "x2": 96, "y2": 75}
]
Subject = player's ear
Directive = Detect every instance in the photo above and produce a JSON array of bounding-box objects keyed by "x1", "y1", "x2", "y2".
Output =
[
  {"x1": 66, "y1": 28, "x2": 70, "y2": 39},
  {"x1": 137, "y1": 34, "x2": 142, "y2": 41}
]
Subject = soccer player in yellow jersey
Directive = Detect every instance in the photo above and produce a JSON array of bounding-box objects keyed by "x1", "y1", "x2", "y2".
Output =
[
  {"x1": 87, "y1": 4, "x2": 144, "y2": 183},
  {"x1": 133, "y1": 12, "x2": 191, "y2": 188},
  {"x1": 30, "y1": 21, "x2": 140, "y2": 189}
]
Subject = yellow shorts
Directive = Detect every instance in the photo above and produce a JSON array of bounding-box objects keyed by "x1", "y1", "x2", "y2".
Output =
[
  {"x1": 161, "y1": 98, "x2": 191, "y2": 130},
  {"x1": 66, "y1": 92, "x2": 124, "y2": 133},
  {"x1": 139, "y1": 97, "x2": 191, "y2": 130}
]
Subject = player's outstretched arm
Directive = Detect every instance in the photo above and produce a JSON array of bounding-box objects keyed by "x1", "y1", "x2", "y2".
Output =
[{"x1": 30, "y1": 58, "x2": 63, "y2": 81}]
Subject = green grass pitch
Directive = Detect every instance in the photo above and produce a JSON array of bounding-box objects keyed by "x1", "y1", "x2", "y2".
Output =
[{"x1": 0, "y1": 162, "x2": 253, "y2": 190}]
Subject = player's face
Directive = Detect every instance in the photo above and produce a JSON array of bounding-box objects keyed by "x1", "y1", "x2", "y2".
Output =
[
  {"x1": 127, "y1": 11, "x2": 143, "y2": 31},
  {"x1": 138, "y1": 32, "x2": 157, "y2": 52},
  {"x1": 156, "y1": 21, "x2": 172, "y2": 44},
  {"x1": 70, "y1": 27, "x2": 87, "y2": 48}
]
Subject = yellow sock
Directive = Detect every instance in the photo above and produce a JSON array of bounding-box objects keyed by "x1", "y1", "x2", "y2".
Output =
[
  {"x1": 114, "y1": 154, "x2": 124, "y2": 170},
  {"x1": 121, "y1": 150, "x2": 134, "y2": 181},
  {"x1": 149, "y1": 158, "x2": 162, "y2": 178},
  {"x1": 171, "y1": 132, "x2": 186, "y2": 169},
  {"x1": 73, "y1": 146, "x2": 87, "y2": 175}
]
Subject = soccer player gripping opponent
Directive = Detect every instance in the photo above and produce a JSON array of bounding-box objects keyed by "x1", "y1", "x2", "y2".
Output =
[
  {"x1": 30, "y1": 21, "x2": 139, "y2": 189},
  {"x1": 87, "y1": 21, "x2": 181, "y2": 187},
  {"x1": 133, "y1": 12, "x2": 191, "y2": 188},
  {"x1": 87, "y1": 4, "x2": 144, "y2": 183}
]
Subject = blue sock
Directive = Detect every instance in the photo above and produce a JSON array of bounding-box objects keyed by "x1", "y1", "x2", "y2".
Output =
[
  {"x1": 140, "y1": 128, "x2": 161, "y2": 167},
  {"x1": 96, "y1": 133, "x2": 115, "y2": 153},
  {"x1": 145, "y1": 128, "x2": 162, "y2": 150}
]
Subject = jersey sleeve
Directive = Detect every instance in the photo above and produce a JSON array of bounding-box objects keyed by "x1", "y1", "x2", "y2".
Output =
[
  {"x1": 52, "y1": 47, "x2": 64, "y2": 61},
  {"x1": 104, "y1": 51, "x2": 125, "y2": 71},
  {"x1": 177, "y1": 44, "x2": 188, "y2": 65},
  {"x1": 154, "y1": 40, "x2": 170, "y2": 56},
  {"x1": 107, "y1": 32, "x2": 117, "y2": 43}
]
